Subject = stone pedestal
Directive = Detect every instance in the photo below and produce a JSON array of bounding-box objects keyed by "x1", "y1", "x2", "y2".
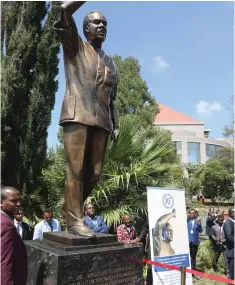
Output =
[{"x1": 25, "y1": 232, "x2": 144, "y2": 285}]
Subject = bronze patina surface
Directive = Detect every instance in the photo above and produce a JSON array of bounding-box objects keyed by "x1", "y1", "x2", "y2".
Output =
[
  {"x1": 54, "y1": 1, "x2": 119, "y2": 237},
  {"x1": 43, "y1": 232, "x2": 118, "y2": 249}
]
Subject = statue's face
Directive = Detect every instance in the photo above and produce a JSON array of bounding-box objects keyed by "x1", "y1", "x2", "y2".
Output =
[{"x1": 86, "y1": 12, "x2": 107, "y2": 43}]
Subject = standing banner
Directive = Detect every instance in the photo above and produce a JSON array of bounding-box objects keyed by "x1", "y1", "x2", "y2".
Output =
[{"x1": 147, "y1": 187, "x2": 193, "y2": 285}]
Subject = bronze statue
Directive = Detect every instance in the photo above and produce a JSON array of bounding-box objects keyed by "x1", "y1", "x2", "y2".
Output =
[
  {"x1": 53, "y1": 1, "x2": 119, "y2": 237},
  {"x1": 152, "y1": 209, "x2": 176, "y2": 256}
]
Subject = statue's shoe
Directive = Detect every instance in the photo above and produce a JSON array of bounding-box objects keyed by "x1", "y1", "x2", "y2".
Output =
[{"x1": 68, "y1": 224, "x2": 95, "y2": 237}]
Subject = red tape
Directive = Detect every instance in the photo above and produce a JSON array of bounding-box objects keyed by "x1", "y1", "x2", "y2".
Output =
[
  {"x1": 143, "y1": 258, "x2": 234, "y2": 284},
  {"x1": 103, "y1": 251, "x2": 234, "y2": 284}
]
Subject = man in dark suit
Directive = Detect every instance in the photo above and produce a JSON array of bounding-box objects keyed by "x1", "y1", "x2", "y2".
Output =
[
  {"x1": 84, "y1": 203, "x2": 108, "y2": 233},
  {"x1": 187, "y1": 209, "x2": 202, "y2": 278},
  {"x1": 14, "y1": 208, "x2": 34, "y2": 240},
  {"x1": 210, "y1": 215, "x2": 226, "y2": 272},
  {"x1": 223, "y1": 208, "x2": 234, "y2": 283},
  {"x1": 1, "y1": 186, "x2": 28, "y2": 285}
]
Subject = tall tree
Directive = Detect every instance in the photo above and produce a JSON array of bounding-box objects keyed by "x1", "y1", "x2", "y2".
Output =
[
  {"x1": 1, "y1": 2, "x2": 60, "y2": 191},
  {"x1": 2, "y1": 1, "x2": 47, "y2": 187},
  {"x1": 201, "y1": 147, "x2": 234, "y2": 201},
  {"x1": 112, "y1": 56, "x2": 158, "y2": 127},
  {"x1": 20, "y1": 2, "x2": 61, "y2": 193},
  {"x1": 1, "y1": 2, "x2": 23, "y2": 54},
  {"x1": 182, "y1": 163, "x2": 204, "y2": 198}
]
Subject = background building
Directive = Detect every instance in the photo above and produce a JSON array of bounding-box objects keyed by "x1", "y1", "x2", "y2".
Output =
[{"x1": 154, "y1": 104, "x2": 231, "y2": 164}]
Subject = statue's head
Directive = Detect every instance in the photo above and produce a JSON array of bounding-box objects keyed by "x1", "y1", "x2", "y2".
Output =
[{"x1": 83, "y1": 11, "x2": 107, "y2": 44}]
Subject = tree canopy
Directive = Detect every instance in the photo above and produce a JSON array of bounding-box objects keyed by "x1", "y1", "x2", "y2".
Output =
[
  {"x1": 1, "y1": 1, "x2": 61, "y2": 193},
  {"x1": 202, "y1": 147, "x2": 234, "y2": 200},
  {"x1": 181, "y1": 163, "x2": 204, "y2": 199},
  {"x1": 112, "y1": 56, "x2": 158, "y2": 127}
]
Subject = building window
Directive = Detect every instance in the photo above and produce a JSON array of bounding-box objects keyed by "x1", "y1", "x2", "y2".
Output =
[
  {"x1": 187, "y1": 142, "x2": 201, "y2": 163},
  {"x1": 206, "y1": 144, "x2": 221, "y2": 160},
  {"x1": 173, "y1": 141, "x2": 182, "y2": 155}
]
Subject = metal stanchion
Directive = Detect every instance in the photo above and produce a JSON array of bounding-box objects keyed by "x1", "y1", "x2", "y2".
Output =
[{"x1": 180, "y1": 266, "x2": 186, "y2": 285}]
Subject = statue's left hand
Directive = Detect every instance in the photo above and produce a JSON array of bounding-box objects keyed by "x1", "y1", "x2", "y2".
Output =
[{"x1": 111, "y1": 128, "x2": 119, "y2": 141}]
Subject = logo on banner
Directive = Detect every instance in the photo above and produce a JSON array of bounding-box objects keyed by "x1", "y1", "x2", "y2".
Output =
[{"x1": 162, "y1": 194, "x2": 174, "y2": 208}]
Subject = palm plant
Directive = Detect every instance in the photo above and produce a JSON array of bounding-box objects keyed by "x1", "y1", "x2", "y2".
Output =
[{"x1": 87, "y1": 116, "x2": 181, "y2": 229}]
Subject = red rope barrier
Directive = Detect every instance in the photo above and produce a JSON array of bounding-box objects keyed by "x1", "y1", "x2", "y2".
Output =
[
  {"x1": 103, "y1": 250, "x2": 234, "y2": 284},
  {"x1": 143, "y1": 258, "x2": 234, "y2": 284}
]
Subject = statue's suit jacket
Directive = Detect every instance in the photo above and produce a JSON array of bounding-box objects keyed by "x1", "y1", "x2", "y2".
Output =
[{"x1": 1, "y1": 212, "x2": 28, "y2": 285}]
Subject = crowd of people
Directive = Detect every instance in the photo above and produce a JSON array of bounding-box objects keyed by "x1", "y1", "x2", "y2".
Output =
[
  {"x1": 187, "y1": 208, "x2": 234, "y2": 284},
  {"x1": 205, "y1": 208, "x2": 235, "y2": 282},
  {"x1": 1, "y1": 186, "x2": 144, "y2": 285},
  {"x1": 1, "y1": 186, "x2": 234, "y2": 285}
]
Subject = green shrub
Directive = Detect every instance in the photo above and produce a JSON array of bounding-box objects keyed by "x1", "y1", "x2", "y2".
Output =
[{"x1": 197, "y1": 240, "x2": 226, "y2": 274}]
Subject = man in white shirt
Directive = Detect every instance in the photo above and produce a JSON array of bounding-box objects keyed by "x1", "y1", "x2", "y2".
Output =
[
  {"x1": 14, "y1": 208, "x2": 33, "y2": 240},
  {"x1": 33, "y1": 209, "x2": 61, "y2": 240}
]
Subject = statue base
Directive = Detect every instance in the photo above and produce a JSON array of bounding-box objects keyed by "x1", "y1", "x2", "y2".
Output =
[{"x1": 25, "y1": 232, "x2": 144, "y2": 285}]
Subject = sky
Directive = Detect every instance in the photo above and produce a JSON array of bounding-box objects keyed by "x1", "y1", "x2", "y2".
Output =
[{"x1": 47, "y1": 1, "x2": 234, "y2": 147}]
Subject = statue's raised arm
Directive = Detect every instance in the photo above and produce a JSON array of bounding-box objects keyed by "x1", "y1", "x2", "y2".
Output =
[
  {"x1": 53, "y1": 1, "x2": 86, "y2": 58},
  {"x1": 60, "y1": 1, "x2": 86, "y2": 28},
  {"x1": 152, "y1": 209, "x2": 176, "y2": 256}
]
